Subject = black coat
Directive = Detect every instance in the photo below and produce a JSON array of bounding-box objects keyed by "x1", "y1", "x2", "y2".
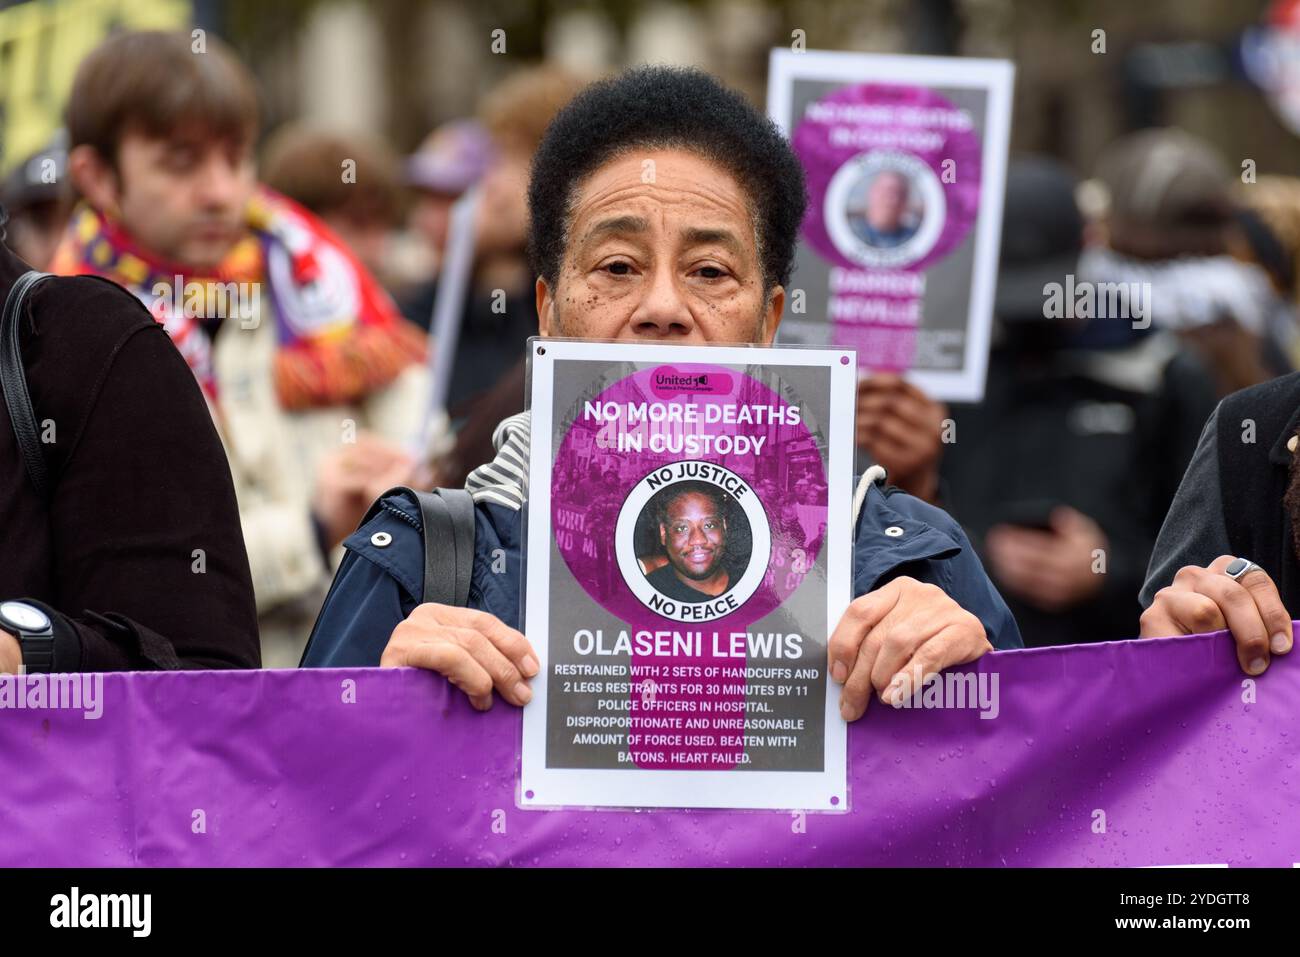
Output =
[
  {"x1": 1142, "y1": 371, "x2": 1300, "y2": 613},
  {"x1": 1216, "y1": 373, "x2": 1300, "y2": 604},
  {"x1": 0, "y1": 240, "x2": 259, "y2": 671}
]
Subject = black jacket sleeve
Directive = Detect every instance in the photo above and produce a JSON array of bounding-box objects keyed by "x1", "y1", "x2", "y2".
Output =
[
  {"x1": 36, "y1": 285, "x2": 259, "y2": 671},
  {"x1": 1139, "y1": 405, "x2": 1233, "y2": 608},
  {"x1": 1110, "y1": 348, "x2": 1220, "y2": 619}
]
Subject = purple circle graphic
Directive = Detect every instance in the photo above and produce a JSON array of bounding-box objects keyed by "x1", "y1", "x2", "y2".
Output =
[{"x1": 551, "y1": 363, "x2": 826, "y2": 622}]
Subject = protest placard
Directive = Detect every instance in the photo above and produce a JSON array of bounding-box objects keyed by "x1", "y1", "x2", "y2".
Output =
[
  {"x1": 520, "y1": 340, "x2": 855, "y2": 809},
  {"x1": 768, "y1": 50, "x2": 1014, "y2": 402}
]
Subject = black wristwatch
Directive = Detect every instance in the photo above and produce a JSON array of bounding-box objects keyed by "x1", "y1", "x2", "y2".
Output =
[{"x1": 0, "y1": 601, "x2": 54, "y2": 673}]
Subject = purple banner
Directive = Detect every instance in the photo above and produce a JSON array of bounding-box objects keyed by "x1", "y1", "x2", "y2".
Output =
[{"x1": 1, "y1": 627, "x2": 1297, "y2": 867}]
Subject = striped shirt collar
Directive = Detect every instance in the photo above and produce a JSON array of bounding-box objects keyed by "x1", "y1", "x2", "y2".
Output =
[{"x1": 463, "y1": 411, "x2": 531, "y2": 510}]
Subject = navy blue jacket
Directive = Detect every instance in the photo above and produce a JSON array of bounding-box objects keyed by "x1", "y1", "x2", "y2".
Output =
[{"x1": 301, "y1": 472, "x2": 1022, "y2": 667}]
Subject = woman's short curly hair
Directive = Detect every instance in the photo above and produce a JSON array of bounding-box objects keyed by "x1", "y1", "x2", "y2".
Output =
[{"x1": 527, "y1": 65, "x2": 807, "y2": 293}]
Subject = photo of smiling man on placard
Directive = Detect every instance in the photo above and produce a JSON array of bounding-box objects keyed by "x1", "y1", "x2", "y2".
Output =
[{"x1": 638, "y1": 481, "x2": 752, "y2": 604}]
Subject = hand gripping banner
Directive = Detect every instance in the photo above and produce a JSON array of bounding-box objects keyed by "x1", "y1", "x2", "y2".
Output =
[{"x1": 0, "y1": 627, "x2": 1296, "y2": 867}]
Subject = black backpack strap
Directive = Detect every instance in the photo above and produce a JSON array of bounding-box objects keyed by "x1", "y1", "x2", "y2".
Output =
[
  {"x1": 1, "y1": 270, "x2": 53, "y2": 499},
  {"x1": 413, "y1": 488, "x2": 476, "y2": 607},
  {"x1": 365, "y1": 485, "x2": 477, "y2": 607},
  {"x1": 440, "y1": 488, "x2": 476, "y2": 606}
]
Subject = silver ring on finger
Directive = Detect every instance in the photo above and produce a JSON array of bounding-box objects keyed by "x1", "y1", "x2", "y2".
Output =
[{"x1": 1224, "y1": 557, "x2": 1264, "y2": 582}]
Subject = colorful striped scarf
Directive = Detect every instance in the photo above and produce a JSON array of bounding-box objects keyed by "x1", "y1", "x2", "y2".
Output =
[{"x1": 48, "y1": 187, "x2": 426, "y2": 410}]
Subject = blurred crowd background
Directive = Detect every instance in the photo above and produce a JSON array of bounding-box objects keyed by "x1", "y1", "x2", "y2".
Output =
[
  {"x1": 4, "y1": 0, "x2": 1300, "y2": 663},
  {"x1": 7, "y1": 0, "x2": 1300, "y2": 287}
]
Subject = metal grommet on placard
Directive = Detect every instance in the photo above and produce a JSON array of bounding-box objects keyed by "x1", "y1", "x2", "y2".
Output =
[
  {"x1": 884, "y1": 525, "x2": 904, "y2": 538},
  {"x1": 370, "y1": 531, "x2": 393, "y2": 548}
]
